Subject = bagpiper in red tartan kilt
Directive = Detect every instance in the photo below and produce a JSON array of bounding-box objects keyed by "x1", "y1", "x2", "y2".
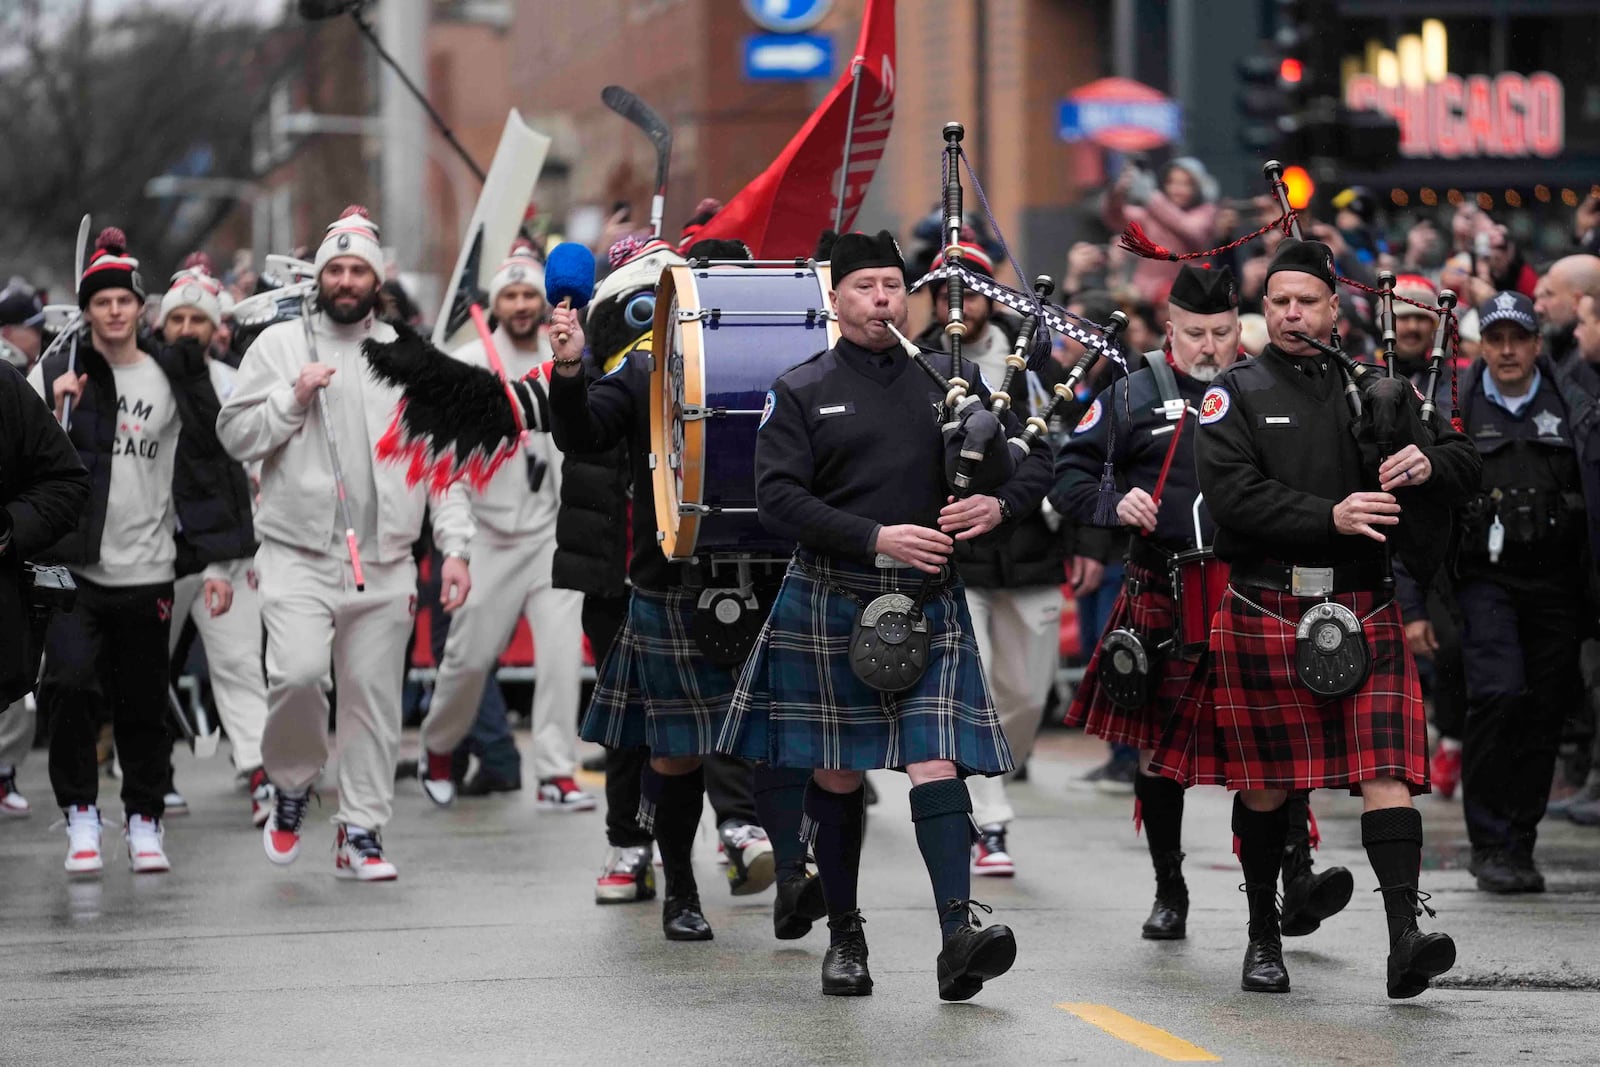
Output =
[
  {"x1": 1065, "y1": 561, "x2": 1211, "y2": 757},
  {"x1": 1149, "y1": 582, "x2": 1429, "y2": 795}
]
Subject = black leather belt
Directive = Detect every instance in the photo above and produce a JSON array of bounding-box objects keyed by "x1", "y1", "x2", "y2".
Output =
[{"x1": 1230, "y1": 559, "x2": 1391, "y2": 597}]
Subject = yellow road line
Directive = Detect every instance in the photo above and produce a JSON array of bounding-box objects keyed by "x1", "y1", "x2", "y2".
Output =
[{"x1": 1057, "y1": 1003, "x2": 1221, "y2": 1062}]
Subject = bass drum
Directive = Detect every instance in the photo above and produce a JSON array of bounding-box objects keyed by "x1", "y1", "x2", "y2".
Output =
[{"x1": 650, "y1": 261, "x2": 839, "y2": 561}]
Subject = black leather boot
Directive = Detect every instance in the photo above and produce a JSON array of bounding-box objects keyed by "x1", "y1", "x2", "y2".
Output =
[
  {"x1": 936, "y1": 900, "x2": 1017, "y2": 1002},
  {"x1": 1382, "y1": 887, "x2": 1456, "y2": 999},
  {"x1": 821, "y1": 911, "x2": 873, "y2": 996},
  {"x1": 661, "y1": 858, "x2": 712, "y2": 941},
  {"x1": 1141, "y1": 850, "x2": 1189, "y2": 941},
  {"x1": 1240, "y1": 882, "x2": 1290, "y2": 993},
  {"x1": 774, "y1": 868, "x2": 828, "y2": 940},
  {"x1": 1280, "y1": 800, "x2": 1353, "y2": 937}
]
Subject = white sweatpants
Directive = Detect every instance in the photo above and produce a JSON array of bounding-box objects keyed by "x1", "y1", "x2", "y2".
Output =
[
  {"x1": 421, "y1": 531, "x2": 583, "y2": 782},
  {"x1": 256, "y1": 539, "x2": 416, "y2": 830},
  {"x1": 170, "y1": 565, "x2": 268, "y2": 771},
  {"x1": 965, "y1": 584, "x2": 1063, "y2": 828},
  {"x1": 0, "y1": 697, "x2": 34, "y2": 771}
]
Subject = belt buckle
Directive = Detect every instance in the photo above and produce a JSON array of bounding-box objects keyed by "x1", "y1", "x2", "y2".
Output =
[{"x1": 1290, "y1": 566, "x2": 1334, "y2": 597}]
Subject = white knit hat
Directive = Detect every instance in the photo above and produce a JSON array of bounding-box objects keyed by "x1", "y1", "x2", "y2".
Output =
[
  {"x1": 591, "y1": 237, "x2": 682, "y2": 314},
  {"x1": 488, "y1": 240, "x2": 545, "y2": 304},
  {"x1": 313, "y1": 205, "x2": 386, "y2": 283},
  {"x1": 159, "y1": 257, "x2": 225, "y2": 329}
]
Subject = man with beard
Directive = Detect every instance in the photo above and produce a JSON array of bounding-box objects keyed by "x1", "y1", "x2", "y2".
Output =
[
  {"x1": 1059, "y1": 264, "x2": 1353, "y2": 944},
  {"x1": 415, "y1": 241, "x2": 593, "y2": 811},
  {"x1": 31, "y1": 229, "x2": 251, "y2": 875},
  {"x1": 219, "y1": 206, "x2": 474, "y2": 881},
  {"x1": 1533, "y1": 255, "x2": 1600, "y2": 374}
]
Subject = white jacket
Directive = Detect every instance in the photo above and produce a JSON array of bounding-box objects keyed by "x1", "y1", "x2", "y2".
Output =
[{"x1": 217, "y1": 312, "x2": 472, "y2": 563}]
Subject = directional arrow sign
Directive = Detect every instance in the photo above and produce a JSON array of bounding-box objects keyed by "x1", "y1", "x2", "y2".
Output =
[{"x1": 743, "y1": 33, "x2": 834, "y2": 81}]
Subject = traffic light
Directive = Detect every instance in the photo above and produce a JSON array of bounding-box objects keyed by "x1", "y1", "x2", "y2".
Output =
[
  {"x1": 1281, "y1": 165, "x2": 1315, "y2": 209},
  {"x1": 1236, "y1": 53, "x2": 1292, "y2": 154}
]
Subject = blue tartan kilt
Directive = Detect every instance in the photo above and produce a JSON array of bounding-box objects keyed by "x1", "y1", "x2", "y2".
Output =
[
  {"x1": 579, "y1": 588, "x2": 738, "y2": 758},
  {"x1": 717, "y1": 550, "x2": 1014, "y2": 775}
]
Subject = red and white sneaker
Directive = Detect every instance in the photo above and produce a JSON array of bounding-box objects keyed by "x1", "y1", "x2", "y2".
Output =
[
  {"x1": 263, "y1": 788, "x2": 311, "y2": 865},
  {"x1": 595, "y1": 844, "x2": 656, "y2": 904},
  {"x1": 0, "y1": 768, "x2": 31, "y2": 817},
  {"x1": 334, "y1": 824, "x2": 397, "y2": 882},
  {"x1": 418, "y1": 750, "x2": 456, "y2": 807},
  {"x1": 1430, "y1": 742, "x2": 1463, "y2": 800},
  {"x1": 535, "y1": 776, "x2": 597, "y2": 812},
  {"x1": 125, "y1": 814, "x2": 171, "y2": 873},
  {"x1": 972, "y1": 824, "x2": 1015, "y2": 877},
  {"x1": 249, "y1": 768, "x2": 275, "y2": 828},
  {"x1": 63, "y1": 805, "x2": 103, "y2": 876}
]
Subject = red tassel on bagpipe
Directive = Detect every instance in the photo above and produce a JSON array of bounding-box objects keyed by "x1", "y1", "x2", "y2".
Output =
[{"x1": 1118, "y1": 220, "x2": 1175, "y2": 261}]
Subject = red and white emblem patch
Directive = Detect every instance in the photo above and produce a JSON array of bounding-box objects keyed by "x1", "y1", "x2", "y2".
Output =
[
  {"x1": 1199, "y1": 386, "x2": 1231, "y2": 425},
  {"x1": 1074, "y1": 398, "x2": 1103, "y2": 434}
]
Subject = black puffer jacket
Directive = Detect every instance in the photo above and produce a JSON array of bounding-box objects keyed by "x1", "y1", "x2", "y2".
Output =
[
  {"x1": 552, "y1": 350, "x2": 631, "y2": 598},
  {"x1": 32, "y1": 336, "x2": 255, "y2": 575},
  {"x1": 0, "y1": 362, "x2": 89, "y2": 703}
]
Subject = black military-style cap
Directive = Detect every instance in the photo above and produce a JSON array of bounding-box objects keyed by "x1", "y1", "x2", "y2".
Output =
[
  {"x1": 1168, "y1": 263, "x2": 1239, "y2": 315},
  {"x1": 1266, "y1": 238, "x2": 1338, "y2": 293},
  {"x1": 829, "y1": 229, "x2": 906, "y2": 285}
]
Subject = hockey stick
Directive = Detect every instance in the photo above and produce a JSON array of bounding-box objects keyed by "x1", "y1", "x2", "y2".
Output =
[
  {"x1": 298, "y1": 296, "x2": 368, "y2": 592},
  {"x1": 602, "y1": 85, "x2": 673, "y2": 238},
  {"x1": 59, "y1": 213, "x2": 90, "y2": 430}
]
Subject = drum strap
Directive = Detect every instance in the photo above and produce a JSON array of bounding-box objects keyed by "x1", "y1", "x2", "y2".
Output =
[{"x1": 1143, "y1": 349, "x2": 1181, "y2": 405}]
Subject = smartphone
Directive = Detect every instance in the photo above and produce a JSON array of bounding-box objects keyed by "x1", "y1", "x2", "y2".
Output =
[{"x1": 611, "y1": 200, "x2": 632, "y2": 222}]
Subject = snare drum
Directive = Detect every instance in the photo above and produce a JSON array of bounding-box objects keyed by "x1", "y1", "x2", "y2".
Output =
[
  {"x1": 650, "y1": 261, "x2": 839, "y2": 561},
  {"x1": 1170, "y1": 548, "x2": 1230, "y2": 659}
]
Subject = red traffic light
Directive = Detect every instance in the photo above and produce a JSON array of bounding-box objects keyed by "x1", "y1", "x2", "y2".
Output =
[
  {"x1": 1279, "y1": 58, "x2": 1304, "y2": 84},
  {"x1": 1282, "y1": 165, "x2": 1315, "y2": 209}
]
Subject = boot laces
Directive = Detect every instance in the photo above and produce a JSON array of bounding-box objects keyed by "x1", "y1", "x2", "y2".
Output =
[
  {"x1": 943, "y1": 898, "x2": 994, "y2": 930},
  {"x1": 1374, "y1": 885, "x2": 1437, "y2": 919},
  {"x1": 274, "y1": 788, "x2": 316, "y2": 832}
]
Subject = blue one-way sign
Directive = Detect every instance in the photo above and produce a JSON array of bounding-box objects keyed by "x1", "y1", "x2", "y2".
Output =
[
  {"x1": 743, "y1": 33, "x2": 834, "y2": 81},
  {"x1": 742, "y1": 0, "x2": 833, "y2": 33}
]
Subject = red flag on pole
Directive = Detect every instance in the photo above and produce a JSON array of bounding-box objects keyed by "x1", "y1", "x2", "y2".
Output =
[{"x1": 688, "y1": 0, "x2": 896, "y2": 258}]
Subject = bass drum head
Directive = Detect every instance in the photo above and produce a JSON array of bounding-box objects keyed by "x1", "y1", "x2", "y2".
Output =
[{"x1": 650, "y1": 264, "x2": 705, "y2": 561}]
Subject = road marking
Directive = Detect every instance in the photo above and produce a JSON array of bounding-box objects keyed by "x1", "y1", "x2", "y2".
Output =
[{"x1": 1057, "y1": 1003, "x2": 1221, "y2": 1062}]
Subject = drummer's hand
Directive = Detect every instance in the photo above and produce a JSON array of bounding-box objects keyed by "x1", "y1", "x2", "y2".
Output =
[
  {"x1": 875, "y1": 524, "x2": 953, "y2": 574},
  {"x1": 440, "y1": 555, "x2": 472, "y2": 614},
  {"x1": 549, "y1": 302, "x2": 585, "y2": 372},
  {"x1": 939, "y1": 494, "x2": 1002, "y2": 541},
  {"x1": 1404, "y1": 619, "x2": 1438, "y2": 657},
  {"x1": 1378, "y1": 444, "x2": 1432, "y2": 491},
  {"x1": 1069, "y1": 555, "x2": 1105, "y2": 595},
  {"x1": 51, "y1": 371, "x2": 87, "y2": 422},
  {"x1": 1332, "y1": 491, "x2": 1401, "y2": 542},
  {"x1": 1116, "y1": 488, "x2": 1158, "y2": 533}
]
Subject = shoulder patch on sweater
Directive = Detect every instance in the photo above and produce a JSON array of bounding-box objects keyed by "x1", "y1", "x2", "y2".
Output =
[
  {"x1": 1199, "y1": 386, "x2": 1231, "y2": 425},
  {"x1": 1073, "y1": 398, "x2": 1103, "y2": 434},
  {"x1": 759, "y1": 389, "x2": 775, "y2": 429}
]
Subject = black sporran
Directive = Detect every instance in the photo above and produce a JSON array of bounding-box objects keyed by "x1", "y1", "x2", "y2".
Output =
[
  {"x1": 849, "y1": 592, "x2": 931, "y2": 694},
  {"x1": 1100, "y1": 628, "x2": 1154, "y2": 709},
  {"x1": 1293, "y1": 601, "x2": 1371, "y2": 698},
  {"x1": 691, "y1": 587, "x2": 770, "y2": 668}
]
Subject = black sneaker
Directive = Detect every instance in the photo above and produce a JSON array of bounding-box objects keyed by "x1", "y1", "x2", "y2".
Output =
[
  {"x1": 936, "y1": 900, "x2": 1017, "y2": 1002},
  {"x1": 1081, "y1": 754, "x2": 1138, "y2": 793},
  {"x1": 1469, "y1": 849, "x2": 1530, "y2": 894},
  {"x1": 822, "y1": 911, "x2": 873, "y2": 996},
  {"x1": 774, "y1": 869, "x2": 827, "y2": 939}
]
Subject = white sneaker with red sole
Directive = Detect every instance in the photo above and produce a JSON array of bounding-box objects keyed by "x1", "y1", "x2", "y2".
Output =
[
  {"x1": 263, "y1": 788, "x2": 311, "y2": 865},
  {"x1": 535, "y1": 777, "x2": 597, "y2": 812},
  {"x1": 63, "y1": 805, "x2": 103, "y2": 876},
  {"x1": 972, "y1": 824, "x2": 1015, "y2": 877},
  {"x1": 334, "y1": 824, "x2": 397, "y2": 882},
  {"x1": 0, "y1": 768, "x2": 31, "y2": 817},
  {"x1": 418, "y1": 751, "x2": 456, "y2": 807},
  {"x1": 126, "y1": 814, "x2": 171, "y2": 873},
  {"x1": 249, "y1": 768, "x2": 275, "y2": 828}
]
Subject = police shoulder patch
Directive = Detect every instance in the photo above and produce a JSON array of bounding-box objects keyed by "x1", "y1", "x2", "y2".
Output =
[
  {"x1": 1198, "y1": 385, "x2": 1231, "y2": 425},
  {"x1": 759, "y1": 389, "x2": 776, "y2": 429},
  {"x1": 1074, "y1": 397, "x2": 1103, "y2": 434}
]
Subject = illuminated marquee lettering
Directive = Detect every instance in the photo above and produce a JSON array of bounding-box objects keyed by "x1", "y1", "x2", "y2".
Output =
[{"x1": 1346, "y1": 72, "x2": 1564, "y2": 159}]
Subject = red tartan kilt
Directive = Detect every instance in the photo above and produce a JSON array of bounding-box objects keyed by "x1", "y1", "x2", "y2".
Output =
[
  {"x1": 1065, "y1": 566, "x2": 1208, "y2": 751},
  {"x1": 1158, "y1": 584, "x2": 1429, "y2": 794}
]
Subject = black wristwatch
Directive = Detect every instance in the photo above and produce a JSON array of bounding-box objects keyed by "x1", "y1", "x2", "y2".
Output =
[{"x1": 996, "y1": 497, "x2": 1014, "y2": 523}]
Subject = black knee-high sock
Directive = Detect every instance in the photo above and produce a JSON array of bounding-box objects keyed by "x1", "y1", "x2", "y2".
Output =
[
  {"x1": 909, "y1": 779, "x2": 975, "y2": 940},
  {"x1": 1233, "y1": 796, "x2": 1288, "y2": 938},
  {"x1": 646, "y1": 766, "x2": 705, "y2": 898},
  {"x1": 1136, "y1": 772, "x2": 1185, "y2": 857},
  {"x1": 754, "y1": 765, "x2": 811, "y2": 881},
  {"x1": 1362, "y1": 807, "x2": 1424, "y2": 946},
  {"x1": 804, "y1": 780, "x2": 865, "y2": 939}
]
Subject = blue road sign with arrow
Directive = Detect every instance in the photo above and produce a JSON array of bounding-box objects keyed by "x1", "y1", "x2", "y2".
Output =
[
  {"x1": 743, "y1": 33, "x2": 834, "y2": 81},
  {"x1": 742, "y1": 0, "x2": 833, "y2": 33}
]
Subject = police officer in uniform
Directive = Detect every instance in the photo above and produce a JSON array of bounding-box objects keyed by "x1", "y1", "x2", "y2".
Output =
[
  {"x1": 1057, "y1": 263, "x2": 1353, "y2": 943},
  {"x1": 718, "y1": 230, "x2": 1052, "y2": 1001},
  {"x1": 1398, "y1": 291, "x2": 1600, "y2": 893},
  {"x1": 1175, "y1": 238, "x2": 1480, "y2": 999}
]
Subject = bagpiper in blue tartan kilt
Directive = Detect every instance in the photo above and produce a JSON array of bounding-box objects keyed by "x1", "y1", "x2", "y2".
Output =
[
  {"x1": 718, "y1": 549, "x2": 1015, "y2": 775},
  {"x1": 580, "y1": 587, "x2": 739, "y2": 759}
]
